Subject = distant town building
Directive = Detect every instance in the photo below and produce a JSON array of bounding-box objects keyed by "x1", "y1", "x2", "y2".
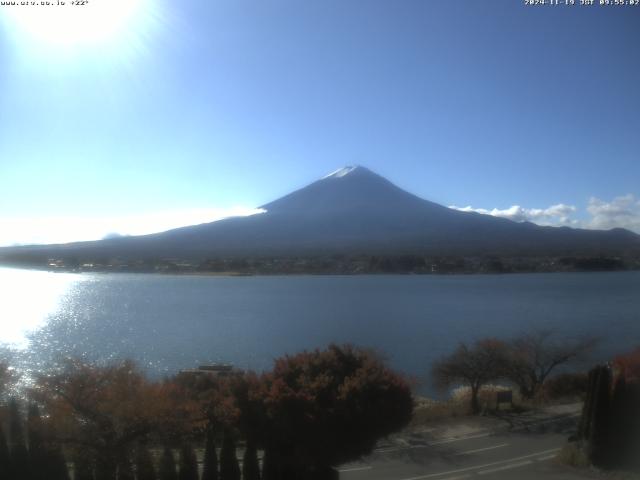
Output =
[{"x1": 178, "y1": 364, "x2": 243, "y2": 378}]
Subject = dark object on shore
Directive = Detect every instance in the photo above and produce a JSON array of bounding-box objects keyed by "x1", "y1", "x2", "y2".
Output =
[
  {"x1": 495, "y1": 390, "x2": 513, "y2": 410},
  {"x1": 576, "y1": 349, "x2": 640, "y2": 470}
]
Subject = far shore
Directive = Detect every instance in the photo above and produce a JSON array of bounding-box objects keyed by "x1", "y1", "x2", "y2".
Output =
[{"x1": 1, "y1": 260, "x2": 639, "y2": 277}]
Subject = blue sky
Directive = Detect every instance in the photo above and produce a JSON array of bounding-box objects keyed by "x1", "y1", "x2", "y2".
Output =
[{"x1": 0, "y1": 0, "x2": 639, "y2": 245}]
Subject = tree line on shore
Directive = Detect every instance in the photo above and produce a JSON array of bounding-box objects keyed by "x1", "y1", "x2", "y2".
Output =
[{"x1": 3, "y1": 251, "x2": 638, "y2": 275}]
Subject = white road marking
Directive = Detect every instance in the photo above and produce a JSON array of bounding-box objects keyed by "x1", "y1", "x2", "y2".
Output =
[
  {"x1": 536, "y1": 454, "x2": 558, "y2": 461},
  {"x1": 376, "y1": 444, "x2": 428, "y2": 453},
  {"x1": 477, "y1": 460, "x2": 533, "y2": 475},
  {"x1": 338, "y1": 466, "x2": 372, "y2": 473},
  {"x1": 412, "y1": 427, "x2": 439, "y2": 434},
  {"x1": 428, "y1": 432, "x2": 492, "y2": 445},
  {"x1": 376, "y1": 446, "x2": 404, "y2": 453},
  {"x1": 454, "y1": 443, "x2": 509, "y2": 456},
  {"x1": 397, "y1": 448, "x2": 561, "y2": 480}
]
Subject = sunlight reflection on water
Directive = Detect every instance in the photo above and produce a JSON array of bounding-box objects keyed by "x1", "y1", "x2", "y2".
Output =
[
  {"x1": 0, "y1": 268, "x2": 639, "y2": 396},
  {"x1": 0, "y1": 267, "x2": 85, "y2": 347}
]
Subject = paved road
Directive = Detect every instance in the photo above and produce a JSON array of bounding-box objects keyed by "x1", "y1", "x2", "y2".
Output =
[{"x1": 339, "y1": 412, "x2": 597, "y2": 479}]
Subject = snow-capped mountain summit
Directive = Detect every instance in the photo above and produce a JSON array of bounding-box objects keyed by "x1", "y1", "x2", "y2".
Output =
[
  {"x1": 1, "y1": 166, "x2": 639, "y2": 261},
  {"x1": 322, "y1": 165, "x2": 361, "y2": 178},
  {"x1": 260, "y1": 164, "x2": 421, "y2": 216}
]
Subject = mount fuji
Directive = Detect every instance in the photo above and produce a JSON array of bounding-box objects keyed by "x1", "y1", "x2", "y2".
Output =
[{"x1": 1, "y1": 166, "x2": 639, "y2": 265}]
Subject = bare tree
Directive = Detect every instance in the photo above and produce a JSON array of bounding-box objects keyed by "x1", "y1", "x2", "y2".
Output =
[
  {"x1": 432, "y1": 339, "x2": 510, "y2": 414},
  {"x1": 505, "y1": 330, "x2": 597, "y2": 399}
]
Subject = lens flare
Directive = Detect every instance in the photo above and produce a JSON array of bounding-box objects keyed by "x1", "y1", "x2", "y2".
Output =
[{"x1": 1, "y1": 0, "x2": 155, "y2": 50}]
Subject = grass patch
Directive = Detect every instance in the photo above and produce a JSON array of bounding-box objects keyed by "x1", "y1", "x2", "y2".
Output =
[
  {"x1": 411, "y1": 397, "x2": 468, "y2": 425},
  {"x1": 557, "y1": 443, "x2": 590, "y2": 468}
]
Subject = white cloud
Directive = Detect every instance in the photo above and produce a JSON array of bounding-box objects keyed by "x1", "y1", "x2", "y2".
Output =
[
  {"x1": 586, "y1": 194, "x2": 640, "y2": 232},
  {"x1": 450, "y1": 195, "x2": 640, "y2": 234},
  {"x1": 0, "y1": 206, "x2": 266, "y2": 247},
  {"x1": 449, "y1": 203, "x2": 577, "y2": 226}
]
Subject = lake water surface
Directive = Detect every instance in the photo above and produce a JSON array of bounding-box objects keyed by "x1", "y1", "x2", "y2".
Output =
[{"x1": 1, "y1": 267, "x2": 639, "y2": 393}]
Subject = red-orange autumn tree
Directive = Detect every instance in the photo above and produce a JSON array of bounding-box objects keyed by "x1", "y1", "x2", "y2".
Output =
[
  {"x1": 32, "y1": 359, "x2": 187, "y2": 480},
  {"x1": 613, "y1": 347, "x2": 640, "y2": 383},
  {"x1": 260, "y1": 344, "x2": 413, "y2": 479},
  {"x1": 28, "y1": 346, "x2": 414, "y2": 480}
]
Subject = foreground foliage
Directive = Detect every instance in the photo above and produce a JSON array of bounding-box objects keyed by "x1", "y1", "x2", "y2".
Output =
[
  {"x1": 0, "y1": 344, "x2": 413, "y2": 480},
  {"x1": 261, "y1": 344, "x2": 414, "y2": 476}
]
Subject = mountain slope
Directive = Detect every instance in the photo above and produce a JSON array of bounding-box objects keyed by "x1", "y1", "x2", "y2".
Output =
[{"x1": 2, "y1": 166, "x2": 639, "y2": 262}]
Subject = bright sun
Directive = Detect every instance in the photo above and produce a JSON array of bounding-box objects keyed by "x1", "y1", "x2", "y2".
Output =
[{"x1": 2, "y1": 0, "x2": 150, "y2": 49}]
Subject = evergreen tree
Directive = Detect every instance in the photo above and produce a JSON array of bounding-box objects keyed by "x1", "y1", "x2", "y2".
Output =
[
  {"x1": 94, "y1": 454, "x2": 117, "y2": 480},
  {"x1": 608, "y1": 375, "x2": 627, "y2": 467},
  {"x1": 577, "y1": 368, "x2": 597, "y2": 440},
  {"x1": 73, "y1": 451, "x2": 94, "y2": 480},
  {"x1": 0, "y1": 427, "x2": 10, "y2": 480},
  {"x1": 588, "y1": 365, "x2": 612, "y2": 467},
  {"x1": 159, "y1": 447, "x2": 178, "y2": 480},
  {"x1": 8, "y1": 398, "x2": 30, "y2": 480},
  {"x1": 178, "y1": 443, "x2": 198, "y2": 480},
  {"x1": 201, "y1": 430, "x2": 218, "y2": 480},
  {"x1": 260, "y1": 449, "x2": 277, "y2": 480},
  {"x1": 28, "y1": 403, "x2": 47, "y2": 480},
  {"x1": 35, "y1": 402, "x2": 71, "y2": 480},
  {"x1": 219, "y1": 432, "x2": 240, "y2": 480},
  {"x1": 242, "y1": 440, "x2": 260, "y2": 480},
  {"x1": 135, "y1": 446, "x2": 157, "y2": 480},
  {"x1": 48, "y1": 447, "x2": 71, "y2": 480},
  {"x1": 117, "y1": 454, "x2": 135, "y2": 480}
]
